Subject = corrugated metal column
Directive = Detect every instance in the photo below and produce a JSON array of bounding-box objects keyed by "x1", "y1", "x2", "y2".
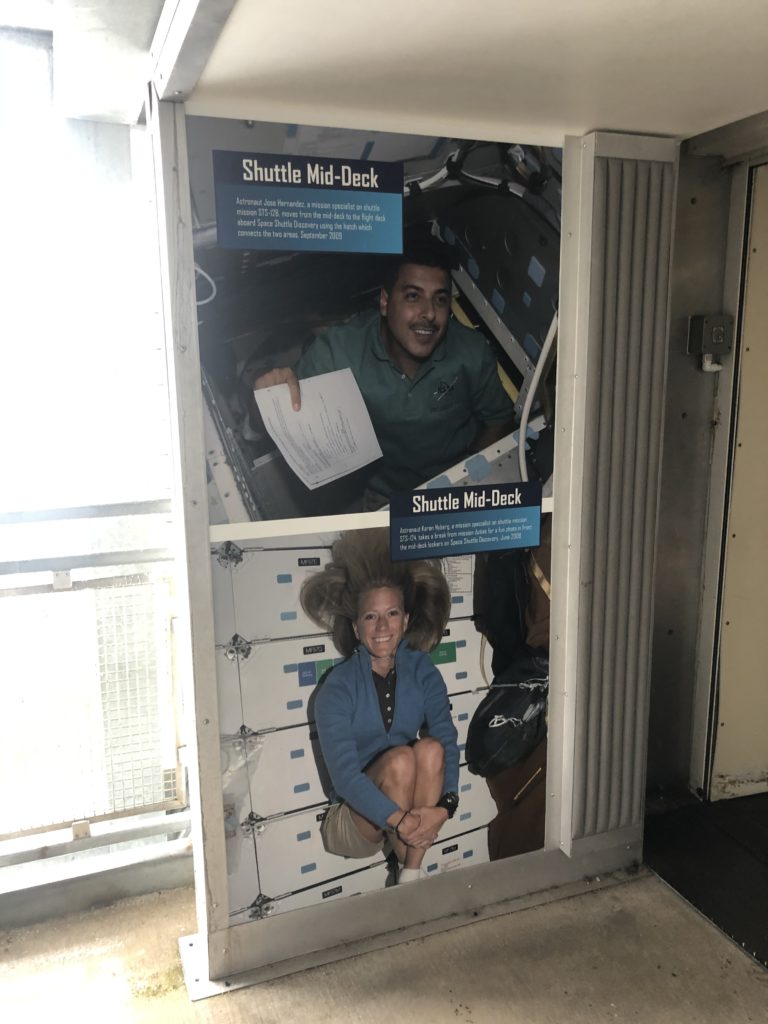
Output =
[{"x1": 551, "y1": 134, "x2": 677, "y2": 853}]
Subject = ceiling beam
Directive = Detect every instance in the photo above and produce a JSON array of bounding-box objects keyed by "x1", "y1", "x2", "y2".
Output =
[
  {"x1": 688, "y1": 109, "x2": 768, "y2": 164},
  {"x1": 150, "y1": 0, "x2": 235, "y2": 103}
]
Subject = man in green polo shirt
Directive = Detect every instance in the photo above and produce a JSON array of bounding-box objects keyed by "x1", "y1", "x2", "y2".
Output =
[{"x1": 254, "y1": 245, "x2": 514, "y2": 506}]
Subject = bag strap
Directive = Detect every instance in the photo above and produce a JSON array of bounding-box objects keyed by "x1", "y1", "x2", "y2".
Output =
[{"x1": 530, "y1": 552, "x2": 551, "y2": 598}]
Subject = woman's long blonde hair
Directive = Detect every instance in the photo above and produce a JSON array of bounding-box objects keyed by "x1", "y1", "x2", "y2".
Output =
[{"x1": 300, "y1": 528, "x2": 450, "y2": 657}]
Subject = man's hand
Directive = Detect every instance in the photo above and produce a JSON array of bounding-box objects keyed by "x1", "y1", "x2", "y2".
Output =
[
  {"x1": 254, "y1": 367, "x2": 301, "y2": 411},
  {"x1": 393, "y1": 806, "x2": 448, "y2": 849}
]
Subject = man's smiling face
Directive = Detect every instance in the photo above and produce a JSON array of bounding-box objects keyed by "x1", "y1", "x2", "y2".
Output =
[{"x1": 379, "y1": 263, "x2": 451, "y2": 376}]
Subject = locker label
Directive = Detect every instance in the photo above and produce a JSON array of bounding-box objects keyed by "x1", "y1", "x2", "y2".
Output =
[
  {"x1": 430, "y1": 642, "x2": 457, "y2": 666},
  {"x1": 303, "y1": 644, "x2": 326, "y2": 655},
  {"x1": 322, "y1": 885, "x2": 342, "y2": 899},
  {"x1": 298, "y1": 557, "x2": 322, "y2": 566},
  {"x1": 298, "y1": 663, "x2": 317, "y2": 687}
]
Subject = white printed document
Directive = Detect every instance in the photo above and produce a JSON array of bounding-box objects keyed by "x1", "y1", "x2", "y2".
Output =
[{"x1": 254, "y1": 368, "x2": 382, "y2": 490}]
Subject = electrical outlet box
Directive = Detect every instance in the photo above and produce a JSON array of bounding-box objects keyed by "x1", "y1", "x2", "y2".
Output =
[{"x1": 687, "y1": 314, "x2": 734, "y2": 356}]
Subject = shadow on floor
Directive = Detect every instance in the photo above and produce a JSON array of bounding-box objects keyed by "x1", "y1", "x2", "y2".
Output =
[{"x1": 644, "y1": 791, "x2": 768, "y2": 968}]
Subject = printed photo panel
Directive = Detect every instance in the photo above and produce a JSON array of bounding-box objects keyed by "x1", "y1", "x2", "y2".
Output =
[
  {"x1": 186, "y1": 116, "x2": 560, "y2": 523},
  {"x1": 211, "y1": 521, "x2": 551, "y2": 916}
]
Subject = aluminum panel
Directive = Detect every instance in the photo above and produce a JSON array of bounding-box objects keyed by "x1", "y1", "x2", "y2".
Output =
[
  {"x1": 220, "y1": 738, "x2": 261, "y2": 919},
  {"x1": 434, "y1": 617, "x2": 490, "y2": 694},
  {"x1": 210, "y1": 546, "x2": 332, "y2": 645},
  {"x1": 253, "y1": 805, "x2": 385, "y2": 898},
  {"x1": 448, "y1": 688, "x2": 488, "y2": 757},
  {"x1": 255, "y1": 862, "x2": 390, "y2": 918},
  {"x1": 423, "y1": 826, "x2": 489, "y2": 875},
  {"x1": 215, "y1": 646, "x2": 245, "y2": 736},
  {"x1": 210, "y1": 548, "x2": 237, "y2": 647},
  {"x1": 442, "y1": 764, "x2": 498, "y2": 839},
  {"x1": 249, "y1": 724, "x2": 327, "y2": 818},
  {"x1": 234, "y1": 635, "x2": 342, "y2": 732},
  {"x1": 219, "y1": 621, "x2": 489, "y2": 736}
]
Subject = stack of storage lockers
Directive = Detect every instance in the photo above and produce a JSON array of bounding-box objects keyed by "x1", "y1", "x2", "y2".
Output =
[{"x1": 211, "y1": 537, "x2": 497, "y2": 923}]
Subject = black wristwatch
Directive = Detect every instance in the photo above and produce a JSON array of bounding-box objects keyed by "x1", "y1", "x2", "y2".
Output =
[{"x1": 436, "y1": 791, "x2": 459, "y2": 819}]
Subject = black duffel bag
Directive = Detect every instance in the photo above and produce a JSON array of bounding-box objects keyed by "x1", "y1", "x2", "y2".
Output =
[{"x1": 465, "y1": 652, "x2": 549, "y2": 778}]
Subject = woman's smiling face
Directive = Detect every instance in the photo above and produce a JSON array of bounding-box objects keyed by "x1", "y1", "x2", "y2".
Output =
[{"x1": 353, "y1": 586, "x2": 409, "y2": 661}]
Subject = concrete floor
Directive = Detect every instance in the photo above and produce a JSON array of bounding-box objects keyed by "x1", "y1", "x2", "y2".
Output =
[{"x1": 1, "y1": 874, "x2": 766, "y2": 1023}]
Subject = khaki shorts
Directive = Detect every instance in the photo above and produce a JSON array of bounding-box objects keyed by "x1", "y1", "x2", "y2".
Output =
[{"x1": 321, "y1": 802, "x2": 385, "y2": 859}]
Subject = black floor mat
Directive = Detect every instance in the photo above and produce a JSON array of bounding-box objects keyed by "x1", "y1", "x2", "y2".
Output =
[{"x1": 644, "y1": 792, "x2": 768, "y2": 967}]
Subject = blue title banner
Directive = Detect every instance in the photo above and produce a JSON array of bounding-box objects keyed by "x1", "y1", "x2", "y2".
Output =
[
  {"x1": 390, "y1": 482, "x2": 542, "y2": 561},
  {"x1": 213, "y1": 150, "x2": 403, "y2": 253}
]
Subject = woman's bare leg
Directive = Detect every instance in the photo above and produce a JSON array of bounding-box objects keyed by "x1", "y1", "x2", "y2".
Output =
[
  {"x1": 349, "y1": 745, "x2": 416, "y2": 864},
  {"x1": 401, "y1": 737, "x2": 445, "y2": 869},
  {"x1": 412, "y1": 736, "x2": 445, "y2": 808},
  {"x1": 348, "y1": 739, "x2": 446, "y2": 871}
]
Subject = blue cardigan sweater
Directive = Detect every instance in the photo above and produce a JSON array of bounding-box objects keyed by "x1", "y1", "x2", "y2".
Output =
[{"x1": 314, "y1": 640, "x2": 459, "y2": 829}]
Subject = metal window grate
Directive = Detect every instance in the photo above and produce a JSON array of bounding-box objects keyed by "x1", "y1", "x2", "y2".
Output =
[{"x1": 0, "y1": 573, "x2": 182, "y2": 839}]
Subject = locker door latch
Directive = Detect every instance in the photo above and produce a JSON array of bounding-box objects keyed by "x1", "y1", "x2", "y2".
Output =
[
  {"x1": 225, "y1": 633, "x2": 252, "y2": 661},
  {"x1": 216, "y1": 541, "x2": 244, "y2": 568},
  {"x1": 240, "y1": 810, "x2": 267, "y2": 836},
  {"x1": 248, "y1": 893, "x2": 276, "y2": 919}
]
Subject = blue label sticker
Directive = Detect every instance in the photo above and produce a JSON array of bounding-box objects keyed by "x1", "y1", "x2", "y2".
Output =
[
  {"x1": 523, "y1": 333, "x2": 541, "y2": 360},
  {"x1": 528, "y1": 256, "x2": 546, "y2": 287},
  {"x1": 464, "y1": 454, "x2": 493, "y2": 482},
  {"x1": 426, "y1": 474, "x2": 452, "y2": 489},
  {"x1": 298, "y1": 663, "x2": 317, "y2": 687}
]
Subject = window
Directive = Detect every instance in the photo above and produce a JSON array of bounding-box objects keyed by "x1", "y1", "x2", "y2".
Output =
[{"x1": 0, "y1": 27, "x2": 183, "y2": 847}]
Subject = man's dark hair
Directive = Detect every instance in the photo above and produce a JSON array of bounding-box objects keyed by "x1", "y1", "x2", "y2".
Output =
[{"x1": 381, "y1": 228, "x2": 458, "y2": 293}]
